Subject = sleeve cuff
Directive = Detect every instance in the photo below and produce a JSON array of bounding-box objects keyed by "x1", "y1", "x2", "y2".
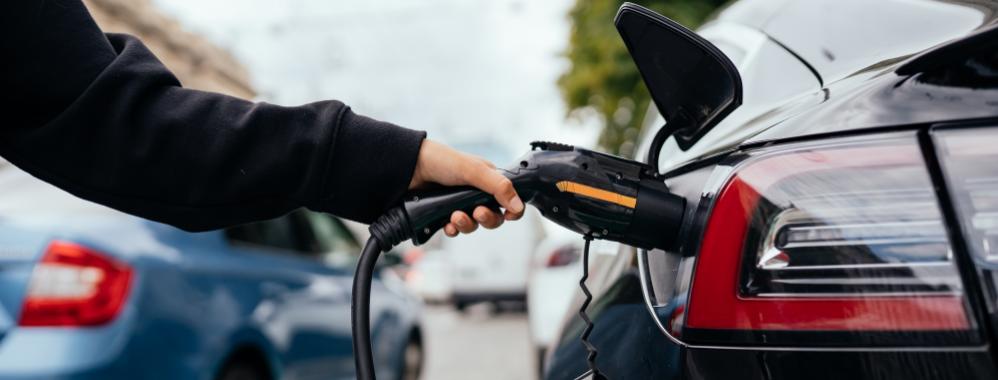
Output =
[{"x1": 315, "y1": 107, "x2": 426, "y2": 223}]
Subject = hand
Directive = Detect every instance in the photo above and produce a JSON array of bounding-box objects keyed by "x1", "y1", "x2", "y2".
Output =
[{"x1": 409, "y1": 139, "x2": 525, "y2": 237}]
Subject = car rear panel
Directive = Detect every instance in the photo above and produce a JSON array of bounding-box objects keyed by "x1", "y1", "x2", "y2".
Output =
[
  {"x1": 0, "y1": 322, "x2": 133, "y2": 378},
  {"x1": 0, "y1": 163, "x2": 124, "y2": 342},
  {"x1": 543, "y1": 2, "x2": 998, "y2": 379},
  {"x1": 685, "y1": 348, "x2": 998, "y2": 380},
  {"x1": 574, "y1": 35, "x2": 998, "y2": 371},
  {"x1": 545, "y1": 129, "x2": 998, "y2": 379},
  {"x1": 0, "y1": 165, "x2": 152, "y2": 377},
  {"x1": 672, "y1": 130, "x2": 998, "y2": 374},
  {"x1": 0, "y1": 218, "x2": 146, "y2": 378},
  {"x1": 0, "y1": 226, "x2": 46, "y2": 343}
]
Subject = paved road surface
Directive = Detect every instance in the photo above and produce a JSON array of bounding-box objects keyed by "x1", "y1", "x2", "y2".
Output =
[{"x1": 421, "y1": 304, "x2": 535, "y2": 380}]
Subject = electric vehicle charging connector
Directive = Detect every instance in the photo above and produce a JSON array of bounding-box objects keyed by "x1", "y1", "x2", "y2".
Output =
[{"x1": 352, "y1": 142, "x2": 686, "y2": 380}]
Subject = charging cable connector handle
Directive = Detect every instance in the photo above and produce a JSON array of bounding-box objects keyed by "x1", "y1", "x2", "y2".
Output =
[
  {"x1": 401, "y1": 142, "x2": 685, "y2": 251},
  {"x1": 402, "y1": 185, "x2": 501, "y2": 244}
]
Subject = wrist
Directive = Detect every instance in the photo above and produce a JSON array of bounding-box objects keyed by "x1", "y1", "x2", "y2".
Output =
[{"x1": 409, "y1": 139, "x2": 429, "y2": 189}]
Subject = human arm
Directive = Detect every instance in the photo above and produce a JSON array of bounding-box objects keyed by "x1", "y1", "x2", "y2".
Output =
[{"x1": 0, "y1": 0, "x2": 525, "y2": 232}]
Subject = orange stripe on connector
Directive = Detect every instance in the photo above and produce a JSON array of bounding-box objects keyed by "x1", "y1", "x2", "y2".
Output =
[{"x1": 555, "y1": 181, "x2": 636, "y2": 208}]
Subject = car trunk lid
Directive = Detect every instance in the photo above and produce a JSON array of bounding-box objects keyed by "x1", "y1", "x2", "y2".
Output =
[{"x1": 0, "y1": 225, "x2": 52, "y2": 339}]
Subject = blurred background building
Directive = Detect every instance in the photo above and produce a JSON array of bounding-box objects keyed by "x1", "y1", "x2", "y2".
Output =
[{"x1": 84, "y1": 0, "x2": 255, "y2": 98}]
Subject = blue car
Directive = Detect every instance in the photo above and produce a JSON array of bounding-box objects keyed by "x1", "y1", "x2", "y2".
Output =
[{"x1": 0, "y1": 161, "x2": 424, "y2": 380}]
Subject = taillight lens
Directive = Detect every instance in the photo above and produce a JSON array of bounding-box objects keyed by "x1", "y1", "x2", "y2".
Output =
[
  {"x1": 685, "y1": 134, "x2": 976, "y2": 345},
  {"x1": 18, "y1": 241, "x2": 133, "y2": 327},
  {"x1": 546, "y1": 245, "x2": 580, "y2": 268},
  {"x1": 935, "y1": 127, "x2": 998, "y2": 262},
  {"x1": 934, "y1": 126, "x2": 998, "y2": 315}
]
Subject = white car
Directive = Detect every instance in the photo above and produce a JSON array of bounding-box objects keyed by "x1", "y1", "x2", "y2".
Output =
[
  {"x1": 443, "y1": 208, "x2": 544, "y2": 311},
  {"x1": 526, "y1": 223, "x2": 583, "y2": 373},
  {"x1": 403, "y1": 248, "x2": 454, "y2": 303}
]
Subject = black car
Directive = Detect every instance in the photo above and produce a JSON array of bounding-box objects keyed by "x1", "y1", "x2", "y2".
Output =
[{"x1": 543, "y1": 0, "x2": 998, "y2": 379}]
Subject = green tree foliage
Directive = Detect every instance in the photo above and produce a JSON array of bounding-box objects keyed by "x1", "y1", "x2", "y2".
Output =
[{"x1": 559, "y1": 0, "x2": 727, "y2": 156}]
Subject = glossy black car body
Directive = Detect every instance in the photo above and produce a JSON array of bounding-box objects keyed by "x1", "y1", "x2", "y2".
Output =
[{"x1": 544, "y1": 0, "x2": 998, "y2": 379}]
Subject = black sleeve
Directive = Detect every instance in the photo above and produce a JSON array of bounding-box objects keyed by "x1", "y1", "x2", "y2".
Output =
[{"x1": 0, "y1": 0, "x2": 425, "y2": 231}]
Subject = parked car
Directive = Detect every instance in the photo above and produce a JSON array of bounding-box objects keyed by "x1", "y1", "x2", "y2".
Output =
[
  {"x1": 0, "y1": 162, "x2": 423, "y2": 380},
  {"x1": 543, "y1": 1, "x2": 998, "y2": 379},
  {"x1": 403, "y1": 248, "x2": 454, "y2": 304},
  {"x1": 444, "y1": 208, "x2": 544, "y2": 311},
  {"x1": 525, "y1": 224, "x2": 581, "y2": 376}
]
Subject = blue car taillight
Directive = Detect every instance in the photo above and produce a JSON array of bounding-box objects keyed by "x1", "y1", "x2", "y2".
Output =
[
  {"x1": 18, "y1": 241, "x2": 133, "y2": 327},
  {"x1": 682, "y1": 133, "x2": 978, "y2": 346}
]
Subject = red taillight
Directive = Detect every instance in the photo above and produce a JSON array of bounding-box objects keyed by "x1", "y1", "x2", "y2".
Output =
[
  {"x1": 403, "y1": 247, "x2": 425, "y2": 265},
  {"x1": 546, "y1": 245, "x2": 580, "y2": 268},
  {"x1": 684, "y1": 135, "x2": 974, "y2": 344},
  {"x1": 18, "y1": 241, "x2": 133, "y2": 327}
]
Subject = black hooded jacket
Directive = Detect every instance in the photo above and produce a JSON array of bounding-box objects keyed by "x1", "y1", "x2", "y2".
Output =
[{"x1": 0, "y1": 0, "x2": 426, "y2": 231}]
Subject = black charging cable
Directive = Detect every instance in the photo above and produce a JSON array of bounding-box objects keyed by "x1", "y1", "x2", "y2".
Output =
[
  {"x1": 574, "y1": 235, "x2": 606, "y2": 380},
  {"x1": 352, "y1": 238, "x2": 382, "y2": 380},
  {"x1": 352, "y1": 208, "x2": 610, "y2": 380},
  {"x1": 352, "y1": 208, "x2": 410, "y2": 380}
]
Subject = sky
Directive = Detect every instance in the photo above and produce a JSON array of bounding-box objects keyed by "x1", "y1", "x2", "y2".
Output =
[{"x1": 152, "y1": 0, "x2": 601, "y2": 162}]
